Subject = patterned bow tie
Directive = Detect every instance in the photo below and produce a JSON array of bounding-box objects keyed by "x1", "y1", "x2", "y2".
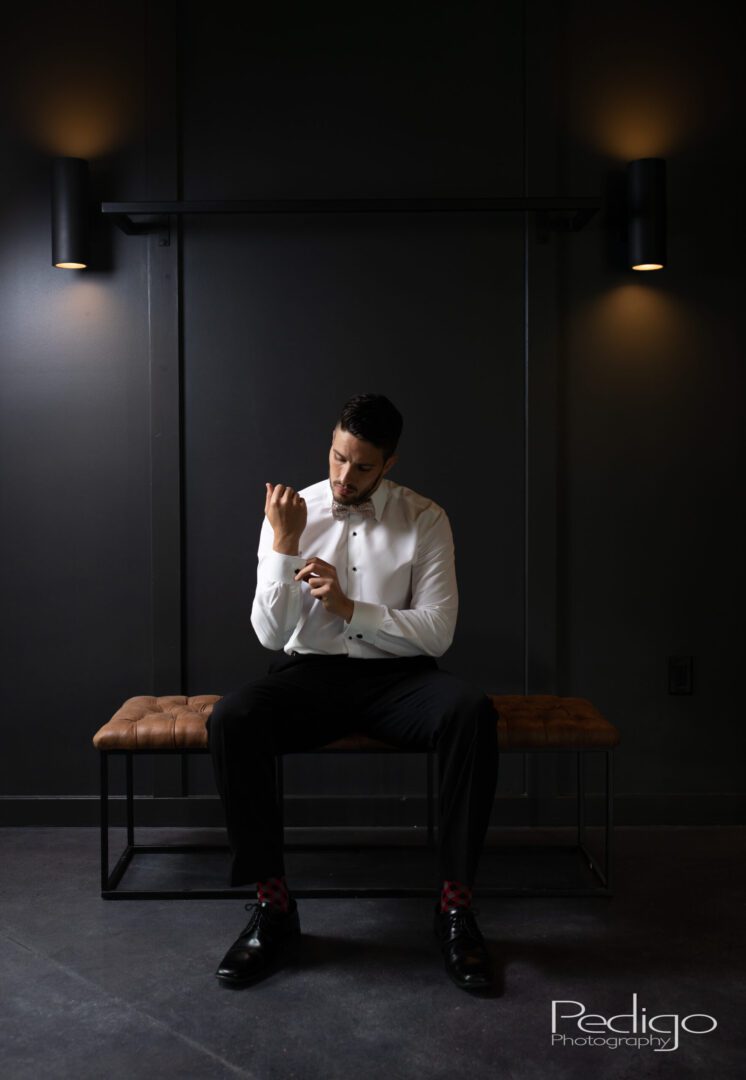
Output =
[{"x1": 331, "y1": 499, "x2": 376, "y2": 520}]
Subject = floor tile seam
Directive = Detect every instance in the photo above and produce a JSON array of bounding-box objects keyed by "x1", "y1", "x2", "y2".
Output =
[
  {"x1": 0, "y1": 927, "x2": 35, "y2": 954},
  {"x1": 0, "y1": 923, "x2": 257, "y2": 1079}
]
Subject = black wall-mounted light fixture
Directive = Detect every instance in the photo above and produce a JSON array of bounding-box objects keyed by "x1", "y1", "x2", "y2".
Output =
[
  {"x1": 51, "y1": 157, "x2": 90, "y2": 269},
  {"x1": 627, "y1": 157, "x2": 666, "y2": 271}
]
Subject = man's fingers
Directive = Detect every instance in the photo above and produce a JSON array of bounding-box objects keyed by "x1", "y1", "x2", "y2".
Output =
[
  {"x1": 295, "y1": 563, "x2": 321, "y2": 578},
  {"x1": 294, "y1": 558, "x2": 334, "y2": 580},
  {"x1": 266, "y1": 484, "x2": 304, "y2": 500},
  {"x1": 269, "y1": 484, "x2": 292, "y2": 503},
  {"x1": 295, "y1": 564, "x2": 318, "y2": 578}
]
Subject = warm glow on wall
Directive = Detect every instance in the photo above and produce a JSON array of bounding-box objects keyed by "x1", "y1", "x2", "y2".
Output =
[
  {"x1": 573, "y1": 85, "x2": 688, "y2": 162},
  {"x1": 573, "y1": 284, "x2": 703, "y2": 376},
  {"x1": 566, "y1": 34, "x2": 705, "y2": 163},
  {"x1": 5, "y1": 12, "x2": 141, "y2": 158},
  {"x1": 18, "y1": 82, "x2": 139, "y2": 159},
  {"x1": 23, "y1": 85, "x2": 138, "y2": 157}
]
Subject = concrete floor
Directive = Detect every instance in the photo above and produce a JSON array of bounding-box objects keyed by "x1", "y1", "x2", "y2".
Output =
[{"x1": 0, "y1": 826, "x2": 744, "y2": 1079}]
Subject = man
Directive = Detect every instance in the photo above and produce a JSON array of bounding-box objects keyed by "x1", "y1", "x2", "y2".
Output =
[{"x1": 207, "y1": 393, "x2": 499, "y2": 992}]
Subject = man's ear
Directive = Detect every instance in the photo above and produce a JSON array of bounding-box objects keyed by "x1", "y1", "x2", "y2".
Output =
[{"x1": 383, "y1": 454, "x2": 398, "y2": 475}]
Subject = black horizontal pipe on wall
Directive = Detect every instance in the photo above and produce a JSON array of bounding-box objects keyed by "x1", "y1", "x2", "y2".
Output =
[{"x1": 101, "y1": 196, "x2": 600, "y2": 235}]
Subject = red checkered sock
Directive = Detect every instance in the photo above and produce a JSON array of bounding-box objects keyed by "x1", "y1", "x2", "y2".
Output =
[
  {"x1": 440, "y1": 879, "x2": 473, "y2": 913},
  {"x1": 256, "y1": 875, "x2": 290, "y2": 912}
]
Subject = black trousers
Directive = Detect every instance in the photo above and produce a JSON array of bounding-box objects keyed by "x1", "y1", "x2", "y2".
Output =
[{"x1": 206, "y1": 651, "x2": 499, "y2": 888}]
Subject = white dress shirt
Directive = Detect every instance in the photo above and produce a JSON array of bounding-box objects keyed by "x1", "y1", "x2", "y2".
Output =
[{"x1": 250, "y1": 477, "x2": 458, "y2": 658}]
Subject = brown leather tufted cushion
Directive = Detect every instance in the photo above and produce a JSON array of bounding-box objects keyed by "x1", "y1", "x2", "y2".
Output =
[
  {"x1": 92, "y1": 695, "x2": 221, "y2": 750},
  {"x1": 92, "y1": 693, "x2": 619, "y2": 752},
  {"x1": 489, "y1": 694, "x2": 620, "y2": 750}
]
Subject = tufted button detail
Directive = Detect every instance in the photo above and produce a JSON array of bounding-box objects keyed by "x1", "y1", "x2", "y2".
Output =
[
  {"x1": 91, "y1": 695, "x2": 222, "y2": 750},
  {"x1": 488, "y1": 695, "x2": 622, "y2": 751}
]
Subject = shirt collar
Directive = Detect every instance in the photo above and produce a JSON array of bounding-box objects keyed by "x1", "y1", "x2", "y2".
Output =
[{"x1": 369, "y1": 478, "x2": 390, "y2": 521}]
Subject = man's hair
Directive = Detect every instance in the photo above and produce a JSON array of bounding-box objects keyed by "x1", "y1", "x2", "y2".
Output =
[{"x1": 335, "y1": 393, "x2": 403, "y2": 464}]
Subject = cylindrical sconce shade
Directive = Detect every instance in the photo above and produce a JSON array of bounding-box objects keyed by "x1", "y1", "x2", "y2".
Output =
[
  {"x1": 627, "y1": 158, "x2": 666, "y2": 271},
  {"x1": 51, "y1": 157, "x2": 90, "y2": 269}
]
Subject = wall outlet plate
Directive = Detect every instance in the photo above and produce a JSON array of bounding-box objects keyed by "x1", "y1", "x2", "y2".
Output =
[{"x1": 668, "y1": 656, "x2": 694, "y2": 694}]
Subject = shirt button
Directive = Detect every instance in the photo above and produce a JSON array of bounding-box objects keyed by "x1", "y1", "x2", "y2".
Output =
[
  {"x1": 352, "y1": 531, "x2": 357, "y2": 536},
  {"x1": 352, "y1": 567, "x2": 357, "y2": 571},
  {"x1": 356, "y1": 634, "x2": 362, "y2": 638},
  {"x1": 347, "y1": 635, "x2": 352, "y2": 639}
]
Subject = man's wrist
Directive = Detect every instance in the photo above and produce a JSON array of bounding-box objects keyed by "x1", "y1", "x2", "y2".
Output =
[
  {"x1": 273, "y1": 535, "x2": 301, "y2": 555},
  {"x1": 343, "y1": 599, "x2": 355, "y2": 623}
]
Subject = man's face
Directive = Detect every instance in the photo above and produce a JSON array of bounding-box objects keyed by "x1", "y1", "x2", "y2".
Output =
[{"x1": 328, "y1": 425, "x2": 397, "y2": 506}]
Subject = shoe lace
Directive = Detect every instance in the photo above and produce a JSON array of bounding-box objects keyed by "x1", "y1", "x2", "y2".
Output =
[
  {"x1": 241, "y1": 900, "x2": 272, "y2": 933},
  {"x1": 444, "y1": 906, "x2": 483, "y2": 942}
]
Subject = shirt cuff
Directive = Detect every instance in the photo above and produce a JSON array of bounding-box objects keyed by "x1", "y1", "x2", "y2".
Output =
[
  {"x1": 343, "y1": 599, "x2": 386, "y2": 642},
  {"x1": 257, "y1": 550, "x2": 306, "y2": 585}
]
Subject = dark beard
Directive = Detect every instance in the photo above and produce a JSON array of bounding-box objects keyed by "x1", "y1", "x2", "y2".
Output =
[{"x1": 329, "y1": 472, "x2": 383, "y2": 505}]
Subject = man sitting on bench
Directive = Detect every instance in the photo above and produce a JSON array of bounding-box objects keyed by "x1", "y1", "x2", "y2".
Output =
[{"x1": 207, "y1": 392, "x2": 499, "y2": 991}]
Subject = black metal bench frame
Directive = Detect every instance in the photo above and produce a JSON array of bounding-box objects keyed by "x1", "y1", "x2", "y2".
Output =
[{"x1": 98, "y1": 744, "x2": 614, "y2": 899}]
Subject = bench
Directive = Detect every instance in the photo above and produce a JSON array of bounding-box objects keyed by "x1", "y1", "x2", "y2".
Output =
[{"x1": 93, "y1": 693, "x2": 620, "y2": 900}]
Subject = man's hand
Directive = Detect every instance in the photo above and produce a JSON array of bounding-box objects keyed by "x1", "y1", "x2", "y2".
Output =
[
  {"x1": 266, "y1": 482, "x2": 306, "y2": 552},
  {"x1": 294, "y1": 558, "x2": 354, "y2": 622}
]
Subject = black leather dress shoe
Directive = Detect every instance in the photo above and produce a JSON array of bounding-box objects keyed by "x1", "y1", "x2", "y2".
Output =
[
  {"x1": 434, "y1": 904, "x2": 493, "y2": 991},
  {"x1": 216, "y1": 899, "x2": 301, "y2": 987}
]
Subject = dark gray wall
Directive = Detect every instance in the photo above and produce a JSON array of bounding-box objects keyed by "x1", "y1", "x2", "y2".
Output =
[
  {"x1": 0, "y1": 0, "x2": 743, "y2": 824},
  {"x1": 555, "y1": 0, "x2": 746, "y2": 821},
  {"x1": 0, "y1": 1, "x2": 155, "y2": 803}
]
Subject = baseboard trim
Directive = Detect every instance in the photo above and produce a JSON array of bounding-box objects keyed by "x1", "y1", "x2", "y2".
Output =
[{"x1": 0, "y1": 793, "x2": 743, "y2": 827}]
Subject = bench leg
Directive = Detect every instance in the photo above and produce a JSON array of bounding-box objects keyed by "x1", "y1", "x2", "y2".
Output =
[
  {"x1": 99, "y1": 751, "x2": 135, "y2": 896},
  {"x1": 426, "y1": 749, "x2": 435, "y2": 847},
  {"x1": 576, "y1": 750, "x2": 585, "y2": 844},
  {"x1": 575, "y1": 748, "x2": 613, "y2": 894},
  {"x1": 100, "y1": 751, "x2": 109, "y2": 892},
  {"x1": 605, "y1": 749, "x2": 614, "y2": 892},
  {"x1": 126, "y1": 751, "x2": 134, "y2": 848},
  {"x1": 276, "y1": 754, "x2": 284, "y2": 828}
]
